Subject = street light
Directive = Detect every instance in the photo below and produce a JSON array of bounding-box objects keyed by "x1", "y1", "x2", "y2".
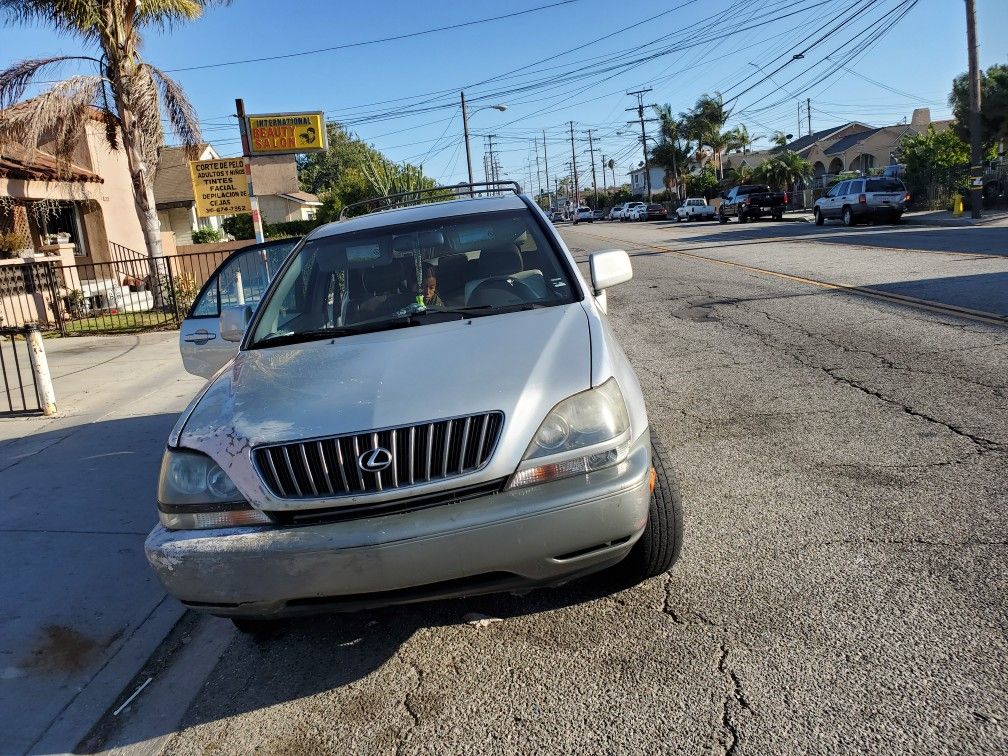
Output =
[{"x1": 460, "y1": 91, "x2": 507, "y2": 192}]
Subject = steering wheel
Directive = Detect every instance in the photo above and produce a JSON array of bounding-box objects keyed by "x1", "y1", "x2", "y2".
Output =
[{"x1": 467, "y1": 276, "x2": 539, "y2": 308}]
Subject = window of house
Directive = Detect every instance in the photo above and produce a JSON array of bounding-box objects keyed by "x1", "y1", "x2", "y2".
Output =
[{"x1": 38, "y1": 202, "x2": 86, "y2": 255}]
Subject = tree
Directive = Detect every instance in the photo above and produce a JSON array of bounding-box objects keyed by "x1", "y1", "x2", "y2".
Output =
[
  {"x1": 898, "y1": 125, "x2": 970, "y2": 173},
  {"x1": 681, "y1": 93, "x2": 732, "y2": 179},
  {"x1": 771, "y1": 131, "x2": 790, "y2": 149},
  {"x1": 0, "y1": 1, "x2": 219, "y2": 269},
  {"x1": 753, "y1": 150, "x2": 812, "y2": 190},
  {"x1": 686, "y1": 165, "x2": 719, "y2": 199},
  {"x1": 949, "y1": 63, "x2": 1008, "y2": 150}
]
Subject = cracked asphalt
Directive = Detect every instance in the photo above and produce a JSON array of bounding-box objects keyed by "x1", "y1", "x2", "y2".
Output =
[{"x1": 158, "y1": 220, "x2": 1007, "y2": 755}]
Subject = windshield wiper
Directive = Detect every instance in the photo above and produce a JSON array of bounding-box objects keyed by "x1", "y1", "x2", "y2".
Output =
[{"x1": 253, "y1": 320, "x2": 418, "y2": 347}]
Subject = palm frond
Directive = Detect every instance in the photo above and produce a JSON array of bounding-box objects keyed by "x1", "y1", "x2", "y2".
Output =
[
  {"x1": 0, "y1": 55, "x2": 100, "y2": 109},
  {"x1": 136, "y1": 0, "x2": 231, "y2": 31},
  {"x1": 0, "y1": 74, "x2": 103, "y2": 171},
  {"x1": 0, "y1": 1, "x2": 103, "y2": 39},
  {"x1": 144, "y1": 64, "x2": 201, "y2": 160}
]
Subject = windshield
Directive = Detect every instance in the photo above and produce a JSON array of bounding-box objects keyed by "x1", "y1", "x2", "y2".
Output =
[{"x1": 249, "y1": 209, "x2": 578, "y2": 347}]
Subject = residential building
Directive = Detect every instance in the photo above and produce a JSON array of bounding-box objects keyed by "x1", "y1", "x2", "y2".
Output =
[
  {"x1": 153, "y1": 149, "x2": 321, "y2": 243},
  {"x1": 0, "y1": 106, "x2": 147, "y2": 263},
  {"x1": 722, "y1": 109, "x2": 953, "y2": 185},
  {"x1": 153, "y1": 144, "x2": 226, "y2": 245},
  {"x1": 628, "y1": 165, "x2": 666, "y2": 198}
]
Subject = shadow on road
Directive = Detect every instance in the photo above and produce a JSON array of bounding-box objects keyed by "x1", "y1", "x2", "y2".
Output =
[
  {"x1": 76, "y1": 570, "x2": 635, "y2": 752},
  {"x1": 865, "y1": 272, "x2": 1008, "y2": 317},
  {"x1": 665, "y1": 221, "x2": 1008, "y2": 256}
]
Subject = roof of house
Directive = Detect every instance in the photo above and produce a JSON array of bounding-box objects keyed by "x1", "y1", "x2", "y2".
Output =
[
  {"x1": 0, "y1": 144, "x2": 102, "y2": 183},
  {"x1": 278, "y1": 190, "x2": 321, "y2": 205},
  {"x1": 785, "y1": 122, "x2": 873, "y2": 154},
  {"x1": 823, "y1": 125, "x2": 915, "y2": 155},
  {"x1": 153, "y1": 144, "x2": 208, "y2": 206}
]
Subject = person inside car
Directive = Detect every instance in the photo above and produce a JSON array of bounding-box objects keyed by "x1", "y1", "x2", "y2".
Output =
[{"x1": 418, "y1": 264, "x2": 444, "y2": 308}]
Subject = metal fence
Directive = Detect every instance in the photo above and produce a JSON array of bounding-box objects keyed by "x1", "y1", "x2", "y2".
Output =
[
  {"x1": 0, "y1": 249, "x2": 233, "y2": 336},
  {"x1": 0, "y1": 326, "x2": 41, "y2": 414}
]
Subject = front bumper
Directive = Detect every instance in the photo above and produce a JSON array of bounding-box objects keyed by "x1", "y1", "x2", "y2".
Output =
[{"x1": 146, "y1": 432, "x2": 653, "y2": 617}]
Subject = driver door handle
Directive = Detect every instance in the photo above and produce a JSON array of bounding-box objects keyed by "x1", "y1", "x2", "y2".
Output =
[{"x1": 184, "y1": 331, "x2": 216, "y2": 344}]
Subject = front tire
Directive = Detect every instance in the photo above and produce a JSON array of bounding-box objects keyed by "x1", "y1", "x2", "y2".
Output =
[
  {"x1": 814, "y1": 208, "x2": 824, "y2": 226},
  {"x1": 737, "y1": 208, "x2": 746, "y2": 223},
  {"x1": 719, "y1": 212, "x2": 728, "y2": 224},
  {"x1": 619, "y1": 437, "x2": 684, "y2": 582}
]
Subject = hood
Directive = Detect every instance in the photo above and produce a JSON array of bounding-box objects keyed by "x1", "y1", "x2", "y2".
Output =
[{"x1": 177, "y1": 304, "x2": 591, "y2": 507}]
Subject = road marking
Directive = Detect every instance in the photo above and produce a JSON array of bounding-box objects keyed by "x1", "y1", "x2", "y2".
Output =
[{"x1": 573, "y1": 229, "x2": 1008, "y2": 328}]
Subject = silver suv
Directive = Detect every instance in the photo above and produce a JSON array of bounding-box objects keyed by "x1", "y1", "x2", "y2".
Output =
[
  {"x1": 814, "y1": 176, "x2": 908, "y2": 226},
  {"x1": 146, "y1": 184, "x2": 683, "y2": 630}
]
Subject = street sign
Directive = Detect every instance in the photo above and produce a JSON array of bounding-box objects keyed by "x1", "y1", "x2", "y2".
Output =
[
  {"x1": 189, "y1": 158, "x2": 251, "y2": 218},
  {"x1": 245, "y1": 111, "x2": 327, "y2": 155}
]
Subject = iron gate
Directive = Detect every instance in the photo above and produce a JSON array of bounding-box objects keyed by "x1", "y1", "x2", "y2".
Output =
[{"x1": 0, "y1": 326, "x2": 41, "y2": 415}]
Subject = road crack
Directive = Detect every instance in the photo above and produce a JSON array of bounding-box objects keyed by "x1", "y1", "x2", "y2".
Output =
[{"x1": 718, "y1": 641, "x2": 749, "y2": 756}]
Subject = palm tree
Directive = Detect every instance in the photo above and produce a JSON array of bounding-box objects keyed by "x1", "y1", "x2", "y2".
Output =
[
  {"x1": 0, "y1": 1, "x2": 221, "y2": 269},
  {"x1": 771, "y1": 131, "x2": 791, "y2": 149},
  {"x1": 729, "y1": 124, "x2": 761, "y2": 155},
  {"x1": 682, "y1": 93, "x2": 732, "y2": 180},
  {"x1": 753, "y1": 150, "x2": 812, "y2": 191},
  {"x1": 606, "y1": 158, "x2": 616, "y2": 188}
]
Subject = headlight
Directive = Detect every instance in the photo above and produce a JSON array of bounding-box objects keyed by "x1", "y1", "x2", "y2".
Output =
[
  {"x1": 509, "y1": 378, "x2": 631, "y2": 488},
  {"x1": 157, "y1": 449, "x2": 270, "y2": 530}
]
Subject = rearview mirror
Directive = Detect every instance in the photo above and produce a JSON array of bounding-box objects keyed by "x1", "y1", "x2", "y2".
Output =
[
  {"x1": 220, "y1": 304, "x2": 252, "y2": 343},
  {"x1": 589, "y1": 249, "x2": 633, "y2": 293}
]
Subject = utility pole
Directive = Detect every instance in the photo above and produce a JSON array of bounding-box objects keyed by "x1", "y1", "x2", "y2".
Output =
[
  {"x1": 487, "y1": 134, "x2": 499, "y2": 189},
  {"x1": 533, "y1": 138, "x2": 542, "y2": 201},
  {"x1": 807, "y1": 97, "x2": 812, "y2": 137},
  {"x1": 626, "y1": 88, "x2": 658, "y2": 200},
  {"x1": 235, "y1": 98, "x2": 264, "y2": 244},
  {"x1": 585, "y1": 129, "x2": 599, "y2": 210},
  {"x1": 965, "y1": 0, "x2": 983, "y2": 219},
  {"x1": 460, "y1": 91, "x2": 474, "y2": 192},
  {"x1": 569, "y1": 121, "x2": 579, "y2": 205},
  {"x1": 542, "y1": 130, "x2": 550, "y2": 202},
  {"x1": 798, "y1": 102, "x2": 802, "y2": 139}
]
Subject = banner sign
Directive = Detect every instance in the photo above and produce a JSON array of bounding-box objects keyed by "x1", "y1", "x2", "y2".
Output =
[
  {"x1": 189, "y1": 157, "x2": 251, "y2": 217},
  {"x1": 246, "y1": 111, "x2": 327, "y2": 155}
]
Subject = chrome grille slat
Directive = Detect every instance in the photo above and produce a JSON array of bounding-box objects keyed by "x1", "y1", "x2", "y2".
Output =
[
  {"x1": 457, "y1": 417, "x2": 471, "y2": 474},
  {"x1": 281, "y1": 446, "x2": 303, "y2": 498},
  {"x1": 332, "y1": 438, "x2": 350, "y2": 493},
  {"x1": 299, "y1": 444, "x2": 319, "y2": 496},
  {"x1": 316, "y1": 441, "x2": 334, "y2": 495},
  {"x1": 253, "y1": 412, "x2": 503, "y2": 500},
  {"x1": 356, "y1": 435, "x2": 368, "y2": 493}
]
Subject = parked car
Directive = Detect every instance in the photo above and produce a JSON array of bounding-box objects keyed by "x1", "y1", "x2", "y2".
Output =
[
  {"x1": 675, "y1": 197, "x2": 716, "y2": 222},
  {"x1": 608, "y1": 204, "x2": 627, "y2": 221},
  {"x1": 644, "y1": 203, "x2": 668, "y2": 220},
  {"x1": 813, "y1": 176, "x2": 908, "y2": 226},
  {"x1": 147, "y1": 187, "x2": 683, "y2": 631},
  {"x1": 623, "y1": 202, "x2": 646, "y2": 221},
  {"x1": 592, "y1": 209, "x2": 606, "y2": 221},
  {"x1": 572, "y1": 206, "x2": 594, "y2": 224},
  {"x1": 717, "y1": 184, "x2": 787, "y2": 223},
  {"x1": 549, "y1": 210, "x2": 564, "y2": 222}
]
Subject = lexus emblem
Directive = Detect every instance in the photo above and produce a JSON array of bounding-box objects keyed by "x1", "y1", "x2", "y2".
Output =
[{"x1": 358, "y1": 446, "x2": 393, "y2": 473}]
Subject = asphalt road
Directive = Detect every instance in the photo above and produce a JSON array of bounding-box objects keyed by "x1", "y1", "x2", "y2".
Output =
[{"x1": 133, "y1": 219, "x2": 1006, "y2": 755}]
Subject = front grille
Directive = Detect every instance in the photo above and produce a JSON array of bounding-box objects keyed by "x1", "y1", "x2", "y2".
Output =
[{"x1": 253, "y1": 411, "x2": 504, "y2": 500}]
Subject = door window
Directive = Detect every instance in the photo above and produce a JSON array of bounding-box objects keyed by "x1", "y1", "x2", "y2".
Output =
[
  {"x1": 187, "y1": 239, "x2": 300, "y2": 319},
  {"x1": 834, "y1": 181, "x2": 850, "y2": 197}
]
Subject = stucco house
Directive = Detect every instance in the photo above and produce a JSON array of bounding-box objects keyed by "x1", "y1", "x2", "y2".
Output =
[
  {"x1": 154, "y1": 148, "x2": 320, "y2": 242},
  {"x1": 0, "y1": 105, "x2": 147, "y2": 263},
  {"x1": 723, "y1": 109, "x2": 953, "y2": 185},
  {"x1": 628, "y1": 165, "x2": 667, "y2": 198}
]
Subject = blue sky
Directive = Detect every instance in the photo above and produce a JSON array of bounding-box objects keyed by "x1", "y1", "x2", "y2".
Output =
[{"x1": 4, "y1": 0, "x2": 1006, "y2": 190}]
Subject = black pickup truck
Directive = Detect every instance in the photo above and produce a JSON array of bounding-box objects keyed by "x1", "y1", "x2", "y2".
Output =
[{"x1": 717, "y1": 184, "x2": 788, "y2": 223}]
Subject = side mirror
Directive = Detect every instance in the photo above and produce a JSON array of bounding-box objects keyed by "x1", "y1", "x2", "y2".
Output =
[
  {"x1": 589, "y1": 249, "x2": 633, "y2": 294},
  {"x1": 220, "y1": 304, "x2": 252, "y2": 343}
]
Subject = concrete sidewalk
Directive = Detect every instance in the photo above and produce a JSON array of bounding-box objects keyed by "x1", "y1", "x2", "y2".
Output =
[
  {"x1": 785, "y1": 207, "x2": 1008, "y2": 227},
  {"x1": 0, "y1": 332, "x2": 204, "y2": 755}
]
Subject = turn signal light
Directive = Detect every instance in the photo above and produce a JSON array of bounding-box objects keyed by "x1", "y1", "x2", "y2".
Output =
[
  {"x1": 904, "y1": 193, "x2": 911, "y2": 202},
  {"x1": 783, "y1": 191, "x2": 788, "y2": 204}
]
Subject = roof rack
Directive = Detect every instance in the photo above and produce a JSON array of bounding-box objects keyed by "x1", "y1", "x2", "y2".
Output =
[{"x1": 339, "y1": 181, "x2": 523, "y2": 220}]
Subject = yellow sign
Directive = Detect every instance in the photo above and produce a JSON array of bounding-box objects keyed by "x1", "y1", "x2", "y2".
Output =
[
  {"x1": 246, "y1": 111, "x2": 326, "y2": 155},
  {"x1": 189, "y1": 158, "x2": 251, "y2": 218}
]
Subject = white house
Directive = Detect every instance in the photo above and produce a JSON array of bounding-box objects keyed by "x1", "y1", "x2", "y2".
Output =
[{"x1": 628, "y1": 165, "x2": 666, "y2": 198}]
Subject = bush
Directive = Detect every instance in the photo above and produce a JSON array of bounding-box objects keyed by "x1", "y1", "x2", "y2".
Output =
[
  {"x1": 170, "y1": 274, "x2": 199, "y2": 315},
  {"x1": 190, "y1": 228, "x2": 223, "y2": 244},
  {"x1": 222, "y1": 214, "x2": 254, "y2": 240}
]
